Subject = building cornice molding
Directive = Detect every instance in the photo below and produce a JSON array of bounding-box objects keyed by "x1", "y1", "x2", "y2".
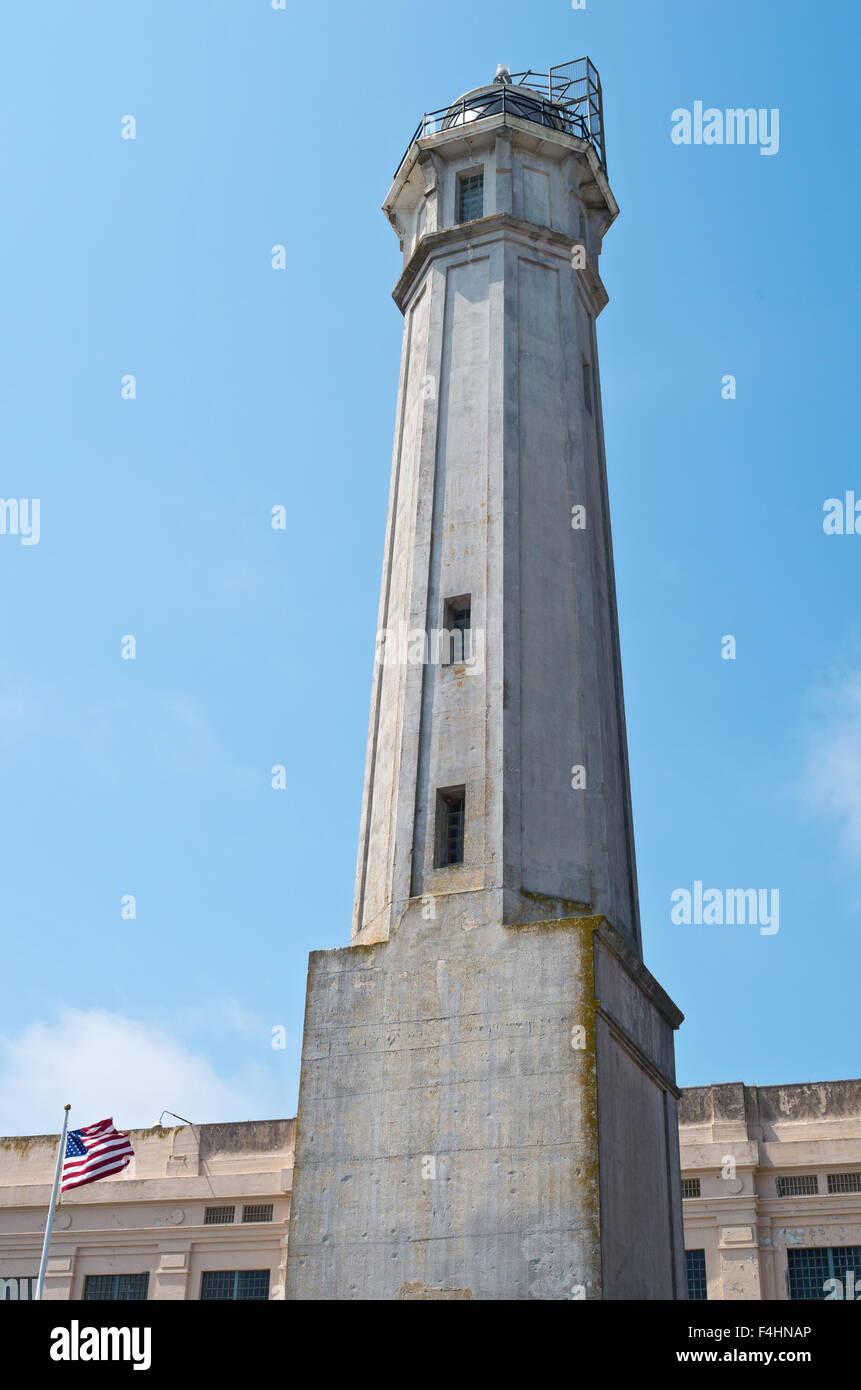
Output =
[
  {"x1": 0, "y1": 1227, "x2": 286, "y2": 1251},
  {"x1": 0, "y1": 1175, "x2": 290, "y2": 1209}
]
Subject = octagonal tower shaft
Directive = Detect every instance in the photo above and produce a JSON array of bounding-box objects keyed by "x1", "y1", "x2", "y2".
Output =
[{"x1": 353, "y1": 100, "x2": 641, "y2": 956}]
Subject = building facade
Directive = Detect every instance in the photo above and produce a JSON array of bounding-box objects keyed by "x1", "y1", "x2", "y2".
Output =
[
  {"x1": 3, "y1": 1081, "x2": 860, "y2": 1300},
  {"x1": 680, "y1": 1081, "x2": 861, "y2": 1301},
  {"x1": 0, "y1": 1120, "x2": 293, "y2": 1301}
]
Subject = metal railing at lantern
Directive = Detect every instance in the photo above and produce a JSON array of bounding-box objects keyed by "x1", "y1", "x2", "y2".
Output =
[{"x1": 394, "y1": 57, "x2": 606, "y2": 180}]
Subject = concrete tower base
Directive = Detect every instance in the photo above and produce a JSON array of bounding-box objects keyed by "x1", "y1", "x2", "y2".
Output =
[{"x1": 285, "y1": 914, "x2": 685, "y2": 1300}]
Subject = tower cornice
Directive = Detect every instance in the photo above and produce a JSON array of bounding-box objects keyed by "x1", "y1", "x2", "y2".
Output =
[{"x1": 392, "y1": 211, "x2": 610, "y2": 316}]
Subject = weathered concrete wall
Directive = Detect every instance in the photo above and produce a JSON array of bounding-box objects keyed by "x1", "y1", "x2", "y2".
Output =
[
  {"x1": 410, "y1": 254, "x2": 492, "y2": 901},
  {"x1": 287, "y1": 917, "x2": 599, "y2": 1300},
  {"x1": 286, "y1": 916, "x2": 681, "y2": 1300},
  {"x1": 353, "y1": 277, "x2": 431, "y2": 941},
  {"x1": 593, "y1": 933, "x2": 686, "y2": 1298}
]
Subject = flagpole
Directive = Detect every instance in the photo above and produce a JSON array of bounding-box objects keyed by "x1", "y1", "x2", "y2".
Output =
[{"x1": 35, "y1": 1104, "x2": 71, "y2": 1302}]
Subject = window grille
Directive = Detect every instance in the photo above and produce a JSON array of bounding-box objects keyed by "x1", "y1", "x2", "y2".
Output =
[
  {"x1": 436, "y1": 788, "x2": 465, "y2": 867},
  {"x1": 827, "y1": 1172, "x2": 861, "y2": 1194},
  {"x1": 0, "y1": 1276, "x2": 35, "y2": 1301},
  {"x1": 776, "y1": 1175, "x2": 818, "y2": 1198},
  {"x1": 204, "y1": 1205, "x2": 235, "y2": 1225},
  {"x1": 787, "y1": 1247, "x2": 861, "y2": 1300},
  {"x1": 458, "y1": 173, "x2": 483, "y2": 223},
  {"x1": 681, "y1": 1178, "x2": 701, "y2": 1199},
  {"x1": 84, "y1": 1273, "x2": 149, "y2": 1301},
  {"x1": 242, "y1": 1203, "x2": 274, "y2": 1223},
  {"x1": 200, "y1": 1269, "x2": 270, "y2": 1302},
  {"x1": 685, "y1": 1250, "x2": 707, "y2": 1301},
  {"x1": 443, "y1": 597, "x2": 471, "y2": 664}
]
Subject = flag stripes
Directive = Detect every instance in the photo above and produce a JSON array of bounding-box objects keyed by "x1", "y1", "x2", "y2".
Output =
[{"x1": 61, "y1": 1118, "x2": 134, "y2": 1192}]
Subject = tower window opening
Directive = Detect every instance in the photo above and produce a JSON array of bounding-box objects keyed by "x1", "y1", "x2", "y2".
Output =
[
  {"x1": 457, "y1": 172, "x2": 484, "y2": 224},
  {"x1": 582, "y1": 358, "x2": 593, "y2": 416},
  {"x1": 436, "y1": 787, "x2": 466, "y2": 867},
  {"x1": 442, "y1": 596, "x2": 471, "y2": 664}
]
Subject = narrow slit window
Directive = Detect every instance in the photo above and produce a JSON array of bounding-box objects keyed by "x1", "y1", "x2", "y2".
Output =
[
  {"x1": 582, "y1": 359, "x2": 593, "y2": 416},
  {"x1": 458, "y1": 173, "x2": 483, "y2": 224},
  {"x1": 436, "y1": 787, "x2": 466, "y2": 867},
  {"x1": 443, "y1": 596, "x2": 471, "y2": 665}
]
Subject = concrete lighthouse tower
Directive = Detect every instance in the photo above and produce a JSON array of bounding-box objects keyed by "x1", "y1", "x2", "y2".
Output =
[{"x1": 286, "y1": 60, "x2": 686, "y2": 1301}]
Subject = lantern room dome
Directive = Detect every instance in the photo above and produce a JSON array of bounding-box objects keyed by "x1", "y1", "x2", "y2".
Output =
[{"x1": 441, "y1": 82, "x2": 567, "y2": 133}]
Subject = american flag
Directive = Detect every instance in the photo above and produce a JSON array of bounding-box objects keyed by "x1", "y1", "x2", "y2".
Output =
[{"x1": 61, "y1": 1118, "x2": 134, "y2": 1193}]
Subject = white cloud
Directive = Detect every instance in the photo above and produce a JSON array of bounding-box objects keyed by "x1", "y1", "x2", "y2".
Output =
[
  {"x1": 800, "y1": 672, "x2": 861, "y2": 857},
  {"x1": 0, "y1": 1009, "x2": 270, "y2": 1136}
]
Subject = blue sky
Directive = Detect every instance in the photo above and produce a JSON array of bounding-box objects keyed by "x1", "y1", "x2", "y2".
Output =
[{"x1": 1, "y1": 0, "x2": 859, "y2": 1133}]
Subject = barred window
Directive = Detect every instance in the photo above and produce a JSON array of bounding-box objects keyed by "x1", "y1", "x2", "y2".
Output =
[
  {"x1": 685, "y1": 1250, "x2": 707, "y2": 1301},
  {"x1": 787, "y1": 1247, "x2": 861, "y2": 1300},
  {"x1": 204, "y1": 1205, "x2": 235, "y2": 1225},
  {"x1": 442, "y1": 597, "x2": 471, "y2": 665},
  {"x1": 827, "y1": 1172, "x2": 861, "y2": 1195},
  {"x1": 84, "y1": 1273, "x2": 149, "y2": 1301},
  {"x1": 200, "y1": 1269, "x2": 270, "y2": 1302},
  {"x1": 457, "y1": 173, "x2": 483, "y2": 224},
  {"x1": 242, "y1": 1203, "x2": 274, "y2": 1224},
  {"x1": 776, "y1": 1175, "x2": 818, "y2": 1198},
  {"x1": 0, "y1": 1276, "x2": 35, "y2": 1301},
  {"x1": 436, "y1": 787, "x2": 465, "y2": 867},
  {"x1": 681, "y1": 1178, "x2": 701, "y2": 1199},
  {"x1": 582, "y1": 359, "x2": 593, "y2": 416}
]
